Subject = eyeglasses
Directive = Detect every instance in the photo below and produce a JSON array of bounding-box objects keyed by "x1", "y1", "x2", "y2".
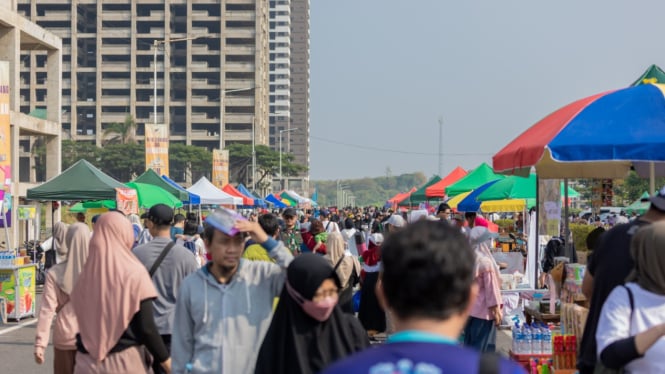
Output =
[{"x1": 312, "y1": 287, "x2": 339, "y2": 301}]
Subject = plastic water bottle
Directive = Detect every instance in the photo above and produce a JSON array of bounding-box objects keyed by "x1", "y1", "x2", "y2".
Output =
[
  {"x1": 512, "y1": 322, "x2": 521, "y2": 353},
  {"x1": 522, "y1": 324, "x2": 532, "y2": 354},
  {"x1": 531, "y1": 323, "x2": 542, "y2": 354},
  {"x1": 542, "y1": 324, "x2": 552, "y2": 354}
]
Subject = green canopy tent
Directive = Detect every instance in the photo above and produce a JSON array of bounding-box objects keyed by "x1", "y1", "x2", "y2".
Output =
[
  {"x1": 445, "y1": 163, "x2": 506, "y2": 197},
  {"x1": 80, "y1": 182, "x2": 183, "y2": 211},
  {"x1": 27, "y1": 159, "x2": 126, "y2": 201},
  {"x1": 476, "y1": 174, "x2": 580, "y2": 201},
  {"x1": 625, "y1": 192, "x2": 650, "y2": 215},
  {"x1": 631, "y1": 64, "x2": 665, "y2": 86},
  {"x1": 133, "y1": 168, "x2": 189, "y2": 202},
  {"x1": 398, "y1": 175, "x2": 441, "y2": 206}
]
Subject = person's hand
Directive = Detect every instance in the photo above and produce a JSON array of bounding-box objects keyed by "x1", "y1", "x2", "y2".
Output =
[
  {"x1": 234, "y1": 220, "x2": 268, "y2": 244},
  {"x1": 491, "y1": 307, "x2": 503, "y2": 326},
  {"x1": 161, "y1": 358, "x2": 172, "y2": 374},
  {"x1": 34, "y1": 350, "x2": 44, "y2": 364}
]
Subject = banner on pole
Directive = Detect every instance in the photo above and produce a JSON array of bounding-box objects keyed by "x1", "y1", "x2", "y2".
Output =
[
  {"x1": 212, "y1": 149, "x2": 229, "y2": 189},
  {"x1": 145, "y1": 123, "x2": 169, "y2": 177},
  {"x1": 0, "y1": 61, "x2": 11, "y2": 191},
  {"x1": 115, "y1": 188, "x2": 138, "y2": 216}
]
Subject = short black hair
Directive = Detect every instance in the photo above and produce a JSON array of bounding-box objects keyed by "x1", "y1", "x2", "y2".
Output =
[
  {"x1": 344, "y1": 218, "x2": 355, "y2": 230},
  {"x1": 586, "y1": 227, "x2": 606, "y2": 251},
  {"x1": 381, "y1": 220, "x2": 475, "y2": 321},
  {"x1": 436, "y1": 203, "x2": 451, "y2": 214},
  {"x1": 183, "y1": 221, "x2": 199, "y2": 236},
  {"x1": 174, "y1": 214, "x2": 186, "y2": 224},
  {"x1": 464, "y1": 212, "x2": 477, "y2": 219},
  {"x1": 258, "y1": 213, "x2": 280, "y2": 237}
]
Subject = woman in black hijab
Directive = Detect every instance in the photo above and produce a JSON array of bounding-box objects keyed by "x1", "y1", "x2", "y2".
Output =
[{"x1": 255, "y1": 254, "x2": 369, "y2": 374}]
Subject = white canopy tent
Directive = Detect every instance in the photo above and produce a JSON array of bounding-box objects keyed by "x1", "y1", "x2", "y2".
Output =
[{"x1": 187, "y1": 177, "x2": 243, "y2": 205}]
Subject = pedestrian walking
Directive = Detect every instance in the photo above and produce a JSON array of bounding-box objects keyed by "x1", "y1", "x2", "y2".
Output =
[{"x1": 325, "y1": 232, "x2": 361, "y2": 314}]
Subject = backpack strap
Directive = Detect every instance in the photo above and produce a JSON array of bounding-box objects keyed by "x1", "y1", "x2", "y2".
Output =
[
  {"x1": 622, "y1": 285, "x2": 635, "y2": 326},
  {"x1": 478, "y1": 351, "x2": 501, "y2": 374},
  {"x1": 149, "y1": 242, "x2": 176, "y2": 277}
]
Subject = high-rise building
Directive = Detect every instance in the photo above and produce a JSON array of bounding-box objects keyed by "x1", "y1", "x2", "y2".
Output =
[
  {"x1": 268, "y1": 0, "x2": 309, "y2": 194},
  {"x1": 16, "y1": 0, "x2": 269, "y2": 183}
]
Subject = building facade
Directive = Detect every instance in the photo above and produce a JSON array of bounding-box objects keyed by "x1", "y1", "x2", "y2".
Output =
[
  {"x1": 268, "y1": 0, "x2": 309, "y2": 194},
  {"x1": 16, "y1": 0, "x2": 269, "y2": 183}
]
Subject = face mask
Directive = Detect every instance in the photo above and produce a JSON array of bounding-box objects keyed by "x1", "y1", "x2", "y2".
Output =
[{"x1": 286, "y1": 281, "x2": 338, "y2": 322}]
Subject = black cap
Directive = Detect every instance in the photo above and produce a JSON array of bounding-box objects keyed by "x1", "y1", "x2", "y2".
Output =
[
  {"x1": 282, "y1": 208, "x2": 297, "y2": 218},
  {"x1": 140, "y1": 212, "x2": 149, "y2": 219},
  {"x1": 148, "y1": 204, "x2": 174, "y2": 225}
]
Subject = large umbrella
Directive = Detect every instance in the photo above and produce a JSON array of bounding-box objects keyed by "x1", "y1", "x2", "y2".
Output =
[
  {"x1": 456, "y1": 180, "x2": 501, "y2": 212},
  {"x1": 493, "y1": 82, "x2": 665, "y2": 192}
]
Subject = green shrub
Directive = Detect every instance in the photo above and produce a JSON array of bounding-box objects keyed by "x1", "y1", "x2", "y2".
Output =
[{"x1": 570, "y1": 223, "x2": 597, "y2": 252}]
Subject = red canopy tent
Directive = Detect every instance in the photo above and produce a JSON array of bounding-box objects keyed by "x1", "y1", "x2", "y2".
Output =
[
  {"x1": 425, "y1": 166, "x2": 467, "y2": 198},
  {"x1": 387, "y1": 187, "x2": 417, "y2": 204},
  {"x1": 222, "y1": 184, "x2": 254, "y2": 206}
]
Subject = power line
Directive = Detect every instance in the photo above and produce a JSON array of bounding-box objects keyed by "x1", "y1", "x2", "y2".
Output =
[{"x1": 309, "y1": 135, "x2": 493, "y2": 157}]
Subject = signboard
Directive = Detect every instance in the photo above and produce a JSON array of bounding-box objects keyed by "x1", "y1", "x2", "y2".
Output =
[
  {"x1": 212, "y1": 149, "x2": 229, "y2": 188},
  {"x1": 145, "y1": 123, "x2": 169, "y2": 177},
  {"x1": 0, "y1": 61, "x2": 10, "y2": 192},
  {"x1": 115, "y1": 187, "x2": 138, "y2": 215}
]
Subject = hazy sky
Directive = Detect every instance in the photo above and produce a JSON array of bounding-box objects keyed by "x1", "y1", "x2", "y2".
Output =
[{"x1": 309, "y1": 0, "x2": 665, "y2": 181}]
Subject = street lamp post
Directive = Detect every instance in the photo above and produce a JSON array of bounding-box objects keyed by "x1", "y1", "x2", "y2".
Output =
[{"x1": 279, "y1": 128, "x2": 298, "y2": 190}]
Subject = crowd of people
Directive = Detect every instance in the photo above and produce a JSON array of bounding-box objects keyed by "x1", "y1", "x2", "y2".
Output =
[{"x1": 30, "y1": 189, "x2": 665, "y2": 373}]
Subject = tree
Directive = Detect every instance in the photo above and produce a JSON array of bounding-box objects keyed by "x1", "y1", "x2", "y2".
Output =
[
  {"x1": 227, "y1": 143, "x2": 307, "y2": 188},
  {"x1": 61, "y1": 140, "x2": 102, "y2": 170},
  {"x1": 169, "y1": 143, "x2": 213, "y2": 183},
  {"x1": 103, "y1": 114, "x2": 136, "y2": 145},
  {"x1": 97, "y1": 143, "x2": 144, "y2": 182}
]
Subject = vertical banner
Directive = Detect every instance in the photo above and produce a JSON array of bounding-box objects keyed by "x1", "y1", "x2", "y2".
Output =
[
  {"x1": 212, "y1": 149, "x2": 229, "y2": 189},
  {"x1": 0, "y1": 61, "x2": 10, "y2": 192},
  {"x1": 145, "y1": 123, "x2": 169, "y2": 177},
  {"x1": 538, "y1": 179, "x2": 561, "y2": 237},
  {"x1": 115, "y1": 187, "x2": 139, "y2": 216}
]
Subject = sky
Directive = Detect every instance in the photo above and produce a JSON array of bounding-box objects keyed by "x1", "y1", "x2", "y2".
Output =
[{"x1": 309, "y1": 0, "x2": 665, "y2": 181}]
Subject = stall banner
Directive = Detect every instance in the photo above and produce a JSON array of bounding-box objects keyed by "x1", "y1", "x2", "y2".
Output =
[
  {"x1": 538, "y1": 179, "x2": 561, "y2": 237},
  {"x1": 17, "y1": 206, "x2": 36, "y2": 220},
  {"x1": 0, "y1": 61, "x2": 10, "y2": 191},
  {"x1": 0, "y1": 269, "x2": 15, "y2": 316},
  {"x1": 17, "y1": 266, "x2": 34, "y2": 315},
  {"x1": 212, "y1": 149, "x2": 229, "y2": 189},
  {"x1": 115, "y1": 188, "x2": 138, "y2": 215},
  {"x1": 145, "y1": 123, "x2": 169, "y2": 177}
]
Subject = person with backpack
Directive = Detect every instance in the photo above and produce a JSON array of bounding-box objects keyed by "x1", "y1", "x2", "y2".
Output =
[
  {"x1": 132, "y1": 204, "x2": 198, "y2": 374},
  {"x1": 176, "y1": 221, "x2": 205, "y2": 267}
]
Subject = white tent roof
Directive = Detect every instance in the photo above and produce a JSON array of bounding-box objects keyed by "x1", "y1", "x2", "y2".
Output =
[
  {"x1": 187, "y1": 177, "x2": 243, "y2": 205},
  {"x1": 286, "y1": 190, "x2": 311, "y2": 203}
]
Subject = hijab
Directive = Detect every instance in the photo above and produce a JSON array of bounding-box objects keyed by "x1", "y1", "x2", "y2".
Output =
[
  {"x1": 254, "y1": 254, "x2": 369, "y2": 374},
  {"x1": 627, "y1": 221, "x2": 665, "y2": 295},
  {"x1": 70, "y1": 212, "x2": 157, "y2": 363},
  {"x1": 469, "y1": 226, "x2": 500, "y2": 277},
  {"x1": 55, "y1": 223, "x2": 91, "y2": 294},
  {"x1": 53, "y1": 221, "x2": 69, "y2": 257},
  {"x1": 325, "y1": 232, "x2": 360, "y2": 289}
]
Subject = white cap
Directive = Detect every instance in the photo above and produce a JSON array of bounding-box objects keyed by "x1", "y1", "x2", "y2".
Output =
[
  {"x1": 384, "y1": 214, "x2": 406, "y2": 228},
  {"x1": 369, "y1": 233, "x2": 384, "y2": 245}
]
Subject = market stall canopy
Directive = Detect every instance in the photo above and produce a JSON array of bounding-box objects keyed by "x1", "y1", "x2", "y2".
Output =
[
  {"x1": 476, "y1": 174, "x2": 579, "y2": 202},
  {"x1": 265, "y1": 194, "x2": 288, "y2": 208},
  {"x1": 456, "y1": 180, "x2": 500, "y2": 212},
  {"x1": 425, "y1": 167, "x2": 468, "y2": 198},
  {"x1": 445, "y1": 163, "x2": 506, "y2": 197},
  {"x1": 27, "y1": 159, "x2": 126, "y2": 201},
  {"x1": 492, "y1": 83, "x2": 665, "y2": 180},
  {"x1": 125, "y1": 182, "x2": 183, "y2": 208},
  {"x1": 187, "y1": 177, "x2": 243, "y2": 205},
  {"x1": 160, "y1": 175, "x2": 201, "y2": 205},
  {"x1": 133, "y1": 169, "x2": 189, "y2": 202},
  {"x1": 398, "y1": 176, "x2": 442, "y2": 206},
  {"x1": 222, "y1": 184, "x2": 254, "y2": 206},
  {"x1": 387, "y1": 188, "x2": 416, "y2": 204},
  {"x1": 236, "y1": 184, "x2": 267, "y2": 207},
  {"x1": 625, "y1": 191, "x2": 650, "y2": 215},
  {"x1": 279, "y1": 192, "x2": 298, "y2": 207},
  {"x1": 631, "y1": 64, "x2": 665, "y2": 86}
]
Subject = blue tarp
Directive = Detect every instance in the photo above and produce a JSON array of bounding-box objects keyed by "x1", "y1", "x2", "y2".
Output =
[
  {"x1": 236, "y1": 184, "x2": 267, "y2": 208},
  {"x1": 161, "y1": 175, "x2": 201, "y2": 205},
  {"x1": 265, "y1": 194, "x2": 288, "y2": 208}
]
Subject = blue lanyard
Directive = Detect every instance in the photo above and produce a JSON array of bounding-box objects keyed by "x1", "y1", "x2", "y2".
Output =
[{"x1": 386, "y1": 330, "x2": 458, "y2": 345}]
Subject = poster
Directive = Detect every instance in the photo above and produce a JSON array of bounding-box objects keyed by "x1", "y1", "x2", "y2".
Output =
[
  {"x1": 17, "y1": 266, "x2": 35, "y2": 316},
  {"x1": 115, "y1": 187, "x2": 138, "y2": 215},
  {"x1": 145, "y1": 123, "x2": 169, "y2": 177},
  {"x1": 212, "y1": 149, "x2": 229, "y2": 189},
  {"x1": 0, "y1": 61, "x2": 10, "y2": 191},
  {"x1": 538, "y1": 179, "x2": 561, "y2": 237},
  {"x1": 17, "y1": 206, "x2": 36, "y2": 220}
]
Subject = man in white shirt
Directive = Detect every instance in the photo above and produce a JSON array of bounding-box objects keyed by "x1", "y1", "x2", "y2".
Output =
[{"x1": 320, "y1": 209, "x2": 340, "y2": 233}]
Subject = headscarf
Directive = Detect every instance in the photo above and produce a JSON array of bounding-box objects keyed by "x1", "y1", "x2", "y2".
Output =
[
  {"x1": 325, "y1": 232, "x2": 360, "y2": 289},
  {"x1": 70, "y1": 212, "x2": 157, "y2": 363},
  {"x1": 52, "y1": 221, "x2": 69, "y2": 257},
  {"x1": 469, "y1": 226, "x2": 500, "y2": 276},
  {"x1": 627, "y1": 221, "x2": 665, "y2": 295},
  {"x1": 55, "y1": 223, "x2": 91, "y2": 294},
  {"x1": 254, "y1": 254, "x2": 369, "y2": 374}
]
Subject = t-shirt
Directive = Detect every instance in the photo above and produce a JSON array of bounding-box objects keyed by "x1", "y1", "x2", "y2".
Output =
[
  {"x1": 315, "y1": 232, "x2": 328, "y2": 243},
  {"x1": 321, "y1": 331, "x2": 525, "y2": 374},
  {"x1": 577, "y1": 219, "x2": 650, "y2": 373}
]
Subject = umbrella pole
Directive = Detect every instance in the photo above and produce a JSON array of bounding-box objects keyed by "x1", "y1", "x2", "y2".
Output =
[
  {"x1": 563, "y1": 178, "x2": 570, "y2": 253},
  {"x1": 650, "y1": 162, "x2": 656, "y2": 195}
]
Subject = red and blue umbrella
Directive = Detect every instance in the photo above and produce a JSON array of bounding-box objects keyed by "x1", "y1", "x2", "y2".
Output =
[{"x1": 493, "y1": 83, "x2": 665, "y2": 180}]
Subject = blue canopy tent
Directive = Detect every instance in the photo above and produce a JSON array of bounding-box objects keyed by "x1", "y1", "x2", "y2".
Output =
[
  {"x1": 456, "y1": 180, "x2": 501, "y2": 212},
  {"x1": 161, "y1": 175, "x2": 201, "y2": 205},
  {"x1": 265, "y1": 194, "x2": 288, "y2": 208},
  {"x1": 237, "y1": 184, "x2": 267, "y2": 208}
]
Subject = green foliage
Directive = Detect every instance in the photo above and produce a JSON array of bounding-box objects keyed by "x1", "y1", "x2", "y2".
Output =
[
  {"x1": 62, "y1": 140, "x2": 102, "y2": 170},
  {"x1": 97, "y1": 143, "x2": 144, "y2": 182},
  {"x1": 103, "y1": 114, "x2": 137, "y2": 145},
  {"x1": 312, "y1": 172, "x2": 428, "y2": 207},
  {"x1": 169, "y1": 143, "x2": 213, "y2": 182},
  {"x1": 227, "y1": 143, "x2": 307, "y2": 186},
  {"x1": 570, "y1": 223, "x2": 598, "y2": 252}
]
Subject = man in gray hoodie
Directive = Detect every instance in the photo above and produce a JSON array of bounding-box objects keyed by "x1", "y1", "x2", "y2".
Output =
[{"x1": 172, "y1": 211, "x2": 294, "y2": 374}]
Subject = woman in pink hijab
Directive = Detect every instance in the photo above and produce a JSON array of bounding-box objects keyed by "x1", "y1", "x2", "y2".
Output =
[
  {"x1": 70, "y1": 212, "x2": 171, "y2": 373},
  {"x1": 34, "y1": 222, "x2": 91, "y2": 373}
]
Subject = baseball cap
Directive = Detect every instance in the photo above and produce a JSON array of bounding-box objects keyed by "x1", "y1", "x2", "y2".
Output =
[
  {"x1": 320, "y1": 209, "x2": 330, "y2": 217},
  {"x1": 650, "y1": 186, "x2": 665, "y2": 211},
  {"x1": 369, "y1": 233, "x2": 384, "y2": 245},
  {"x1": 282, "y1": 208, "x2": 297, "y2": 218},
  {"x1": 147, "y1": 204, "x2": 174, "y2": 225},
  {"x1": 384, "y1": 214, "x2": 406, "y2": 228}
]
